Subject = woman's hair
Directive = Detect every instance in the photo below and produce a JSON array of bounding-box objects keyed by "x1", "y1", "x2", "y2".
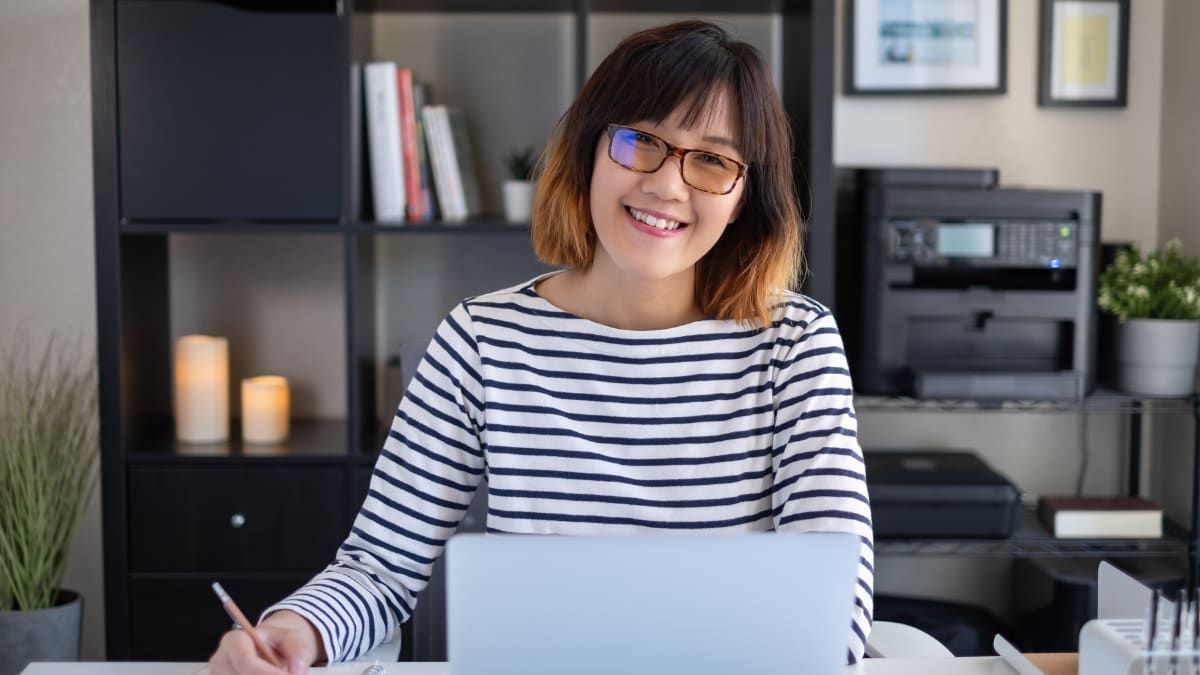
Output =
[{"x1": 530, "y1": 19, "x2": 803, "y2": 327}]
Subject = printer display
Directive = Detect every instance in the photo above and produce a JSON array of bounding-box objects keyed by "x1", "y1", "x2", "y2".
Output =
[{"x1": 836, "y1": 168, "x2": 1102, "y2": 400}]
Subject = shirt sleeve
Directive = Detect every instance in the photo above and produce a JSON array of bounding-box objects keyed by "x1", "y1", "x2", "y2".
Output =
[
  {"x1": 769, "y1": 307, "x2": 874, "y2": 664},
  {"x1": 263, "y1": 302, "x2": 486, "y2": 663}
]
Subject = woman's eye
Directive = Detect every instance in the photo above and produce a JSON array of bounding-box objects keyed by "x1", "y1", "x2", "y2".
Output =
[
  {"x1": 697, "y1": 153, "x2": 728, "y2": 167},
  {"x1": 634, "y1": 132, "x2": 657, "y2": 145}
]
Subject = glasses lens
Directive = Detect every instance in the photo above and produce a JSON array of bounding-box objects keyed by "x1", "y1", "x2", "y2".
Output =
[
  {"x1": 608, "y1": 126, "x2": 742, "y2": 194},
  {"x1": 609, "y1": 127, "x2": 666, "y2": 172},
  {"x1": 683, "y1": 152, "x2": 740, "y2": 194}
]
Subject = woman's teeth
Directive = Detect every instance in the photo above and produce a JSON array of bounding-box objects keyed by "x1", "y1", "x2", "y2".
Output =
[{"x1": 628, "y1": 206, "x2": 683, "y2": 231}]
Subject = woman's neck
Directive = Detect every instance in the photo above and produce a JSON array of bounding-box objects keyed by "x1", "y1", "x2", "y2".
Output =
[{"x1": 542, "y1": 264, "x2": 704, "y2": 331}]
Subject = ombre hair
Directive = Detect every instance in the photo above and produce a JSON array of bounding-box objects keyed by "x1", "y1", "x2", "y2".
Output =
[{"x1": 530, "y1": 20, "x2": 803, "y2": 328}]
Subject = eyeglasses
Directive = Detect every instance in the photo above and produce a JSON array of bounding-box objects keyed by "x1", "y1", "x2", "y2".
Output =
[{"x1": 605, "y1": 124, "x2": 749, "y2": 196}]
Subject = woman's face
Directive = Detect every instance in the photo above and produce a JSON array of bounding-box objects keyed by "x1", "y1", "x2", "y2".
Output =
[{"x1": 587, "y1": 98, "x2": 746, "y2": 288}]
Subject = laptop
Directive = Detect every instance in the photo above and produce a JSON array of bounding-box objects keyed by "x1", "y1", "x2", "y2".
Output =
[{"x1": 445, "y1": 532, "x2": 860, "y2": 675}]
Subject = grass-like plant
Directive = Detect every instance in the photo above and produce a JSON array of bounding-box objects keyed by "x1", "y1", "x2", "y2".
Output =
[
  {"x1": 1098, "y1": 239, "x2": 1200, "y2": 321},
  {"x1": 505, "y1": 146, "x2": 536, "y2": 182},
  {"x1": 0, "y1": 334, "x2": 98, "y2": 611}
]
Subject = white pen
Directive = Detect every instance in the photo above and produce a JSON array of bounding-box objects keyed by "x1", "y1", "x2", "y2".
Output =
[{"x1": 992, "y1": 633, "x2": 1044, "y2": 675}]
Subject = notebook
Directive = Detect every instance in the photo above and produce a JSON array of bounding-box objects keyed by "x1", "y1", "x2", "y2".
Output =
[{"x1": 445, "y1": 532, "x2": 860, "y2": 675}]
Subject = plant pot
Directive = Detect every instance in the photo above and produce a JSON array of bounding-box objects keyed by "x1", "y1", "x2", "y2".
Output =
[
  {"x1": 1115, "y1": 318, "x2": 1200, "y2": 396},
  {"x1": 502, "y1": 179, "x2": 533, "y2": 223},
  {"x1": 0, "y1": 590, "x2": 82, "y2": 675}
]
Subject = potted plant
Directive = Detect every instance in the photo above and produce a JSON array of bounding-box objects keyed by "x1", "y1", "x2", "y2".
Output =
[
  {"x1": 0, "y1": 334, "x2": 98, "y2": 675},
  {"x1": 501, "y1": 146, "x2": 536, "y2": 224},
  {"x1": 1097, "y1": 238, "x2": 1200, "y2": 396}
]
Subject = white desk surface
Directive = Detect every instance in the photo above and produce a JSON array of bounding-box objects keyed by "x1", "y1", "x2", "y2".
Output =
[{"x1": 18, "y1": 656, "x2": 1046, "y2": 675}]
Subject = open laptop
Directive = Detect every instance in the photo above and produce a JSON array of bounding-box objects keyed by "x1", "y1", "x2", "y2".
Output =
[{"x1": 445, "y1": 532, "x2": 860, "y2": 675}]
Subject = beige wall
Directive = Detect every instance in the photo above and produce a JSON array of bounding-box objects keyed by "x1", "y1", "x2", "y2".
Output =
[
  {"x1": 1150, "y1": 0, "x2": 1200, "y2": 534},
  {"x1": 0, "y1": 0, "x2": 103, "y2": 661},
  {"x1": 833, "y1": 0, "x2": 1172, "y2": 618},
  {"x1": 0, "y1": 0, "x2": 1195, "y2": 660},
  {"x1": 835, "y1": 0, "x2": 1166, "y2": 247},
  {"x1": 1158, "y1": 0, "x2": 1200, "y2": 253}
]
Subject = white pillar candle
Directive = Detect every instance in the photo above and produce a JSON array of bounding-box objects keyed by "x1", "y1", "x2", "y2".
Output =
[
  {"x1": 241, "y1": 375, "x2": 290, "y2": 444},
  {"x1": 174, "y1": 335, "x2": 229, "y2": 443}
]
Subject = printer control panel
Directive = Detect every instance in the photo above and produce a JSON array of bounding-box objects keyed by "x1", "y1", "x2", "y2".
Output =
[{"x1": 888, "y1": 219, "x2": 1079, "y2": 268}]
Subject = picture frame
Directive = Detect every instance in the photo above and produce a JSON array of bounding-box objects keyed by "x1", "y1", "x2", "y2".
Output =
[
  {"x1": 1038, "y1": 0, "x2": 1130, "y2": 107},
  {"x1": 845, "y1": 0, "x2": 1007, "y2": 95}
]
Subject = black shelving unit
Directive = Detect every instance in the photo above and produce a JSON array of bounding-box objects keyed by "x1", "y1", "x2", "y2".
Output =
[
  {"x1": 90, "y1": 0, "x2": 837, "y2": 661},
  {"x1": 859, "y1": 392, "x2": 1200, "y2": 582}
]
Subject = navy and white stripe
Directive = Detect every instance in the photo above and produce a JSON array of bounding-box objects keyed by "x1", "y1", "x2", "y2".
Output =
[{"x1": 269, "y1": 275, "x2": 874, "y2": 663}]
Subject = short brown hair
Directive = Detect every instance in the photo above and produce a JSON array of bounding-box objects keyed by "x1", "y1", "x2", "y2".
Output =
[{"x1": 530, "y1": 20, "x2": 802, "y2": 327}]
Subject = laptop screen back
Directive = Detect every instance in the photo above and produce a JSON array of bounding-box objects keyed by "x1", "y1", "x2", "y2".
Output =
[{"x1": 446, "y1": 533, "x2": 860, "y2": 675}]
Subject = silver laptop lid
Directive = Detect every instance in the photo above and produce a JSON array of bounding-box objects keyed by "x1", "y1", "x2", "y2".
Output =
[{"x1": 446, "y1": 533, "x2": 860, "y2": 675}]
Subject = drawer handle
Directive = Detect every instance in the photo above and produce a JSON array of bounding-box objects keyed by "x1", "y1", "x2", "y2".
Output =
[{"x1": 230, "y1": 513, "x2": 246, "y2": 529}]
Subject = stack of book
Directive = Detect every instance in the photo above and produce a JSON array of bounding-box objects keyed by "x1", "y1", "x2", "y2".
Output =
[
  {"x1": 1037, "y1": 495, "x2": 1163, "y2": 539},
  {"x1": 362, "y1": 61, "x2": 482, "y2": 223}
]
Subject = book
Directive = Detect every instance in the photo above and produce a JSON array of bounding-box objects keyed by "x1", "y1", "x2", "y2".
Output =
[
  {"x1": 396, "y1": 67, "x2": 422, "y2": 222},
  {"x1": 443, "y1": 106, "x2": 483, "y2": 219},
  {"x1": 421, "y1": 104, "x2": 482, "y2": 221},
  {"x1": 362, "y1": 62, "x2": 406, "y2": 222},
  {"x1": 1037, "y1": 496, "x2": 1163, "y2": 539},
  {"x1": 422, "y1": 105, "x2": 460, "y2": 220},
  {"x1": 412, "y1": 80, "x2": 437, "y2": 221}
]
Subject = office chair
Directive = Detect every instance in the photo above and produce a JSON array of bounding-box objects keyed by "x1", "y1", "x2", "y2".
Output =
[{"x1": 864, "y1": 620, "x2": 955, "y2": 658}]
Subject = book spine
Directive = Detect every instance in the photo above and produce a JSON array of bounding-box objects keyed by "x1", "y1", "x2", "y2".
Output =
[
  {"x1": 396, "y1": 67, "x2": 422, "y2": 223},
  {"x1": 446, "y1": 108, "x2": 482, "y2": 218},
  {"x1": 437, "y1": 107, "x2": 467, "y2": 220},
  {"x1": 422, "y1": 105, "x2": 457, "y2": 220},
  {"x1": 348, "y1": 62, "x2": 362, "y2": 221},
  {"x1": 362, "y1": 62, "x2": 405, "y2": 222},
  {"x1": 412, "y1": 81, "x2": 435, "y2": 221}
]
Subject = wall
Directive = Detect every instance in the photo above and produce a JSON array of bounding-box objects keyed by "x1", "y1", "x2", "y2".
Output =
[
  {"x1": 834, "y1": 0, "x2": 1169, "y2": 620},
  {"x1": 1150, "y1": 0, "x2": 1200, "y2": 533},
  {"x1": 0, "y1": 0, "x2": 104, "y2": 661},
  {"x1": 835, "y1": 0, "x2": 1166, "y2": 248}
]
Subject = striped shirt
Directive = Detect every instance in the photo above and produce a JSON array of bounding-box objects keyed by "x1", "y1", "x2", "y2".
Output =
[{"x1": 270, "y1": 274, "x2": 874, "y2": 663}]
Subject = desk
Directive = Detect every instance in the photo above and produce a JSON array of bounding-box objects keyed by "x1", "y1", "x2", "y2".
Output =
[{"x1": 22, "y1": 654, "x2": 1079, "y2": 675}]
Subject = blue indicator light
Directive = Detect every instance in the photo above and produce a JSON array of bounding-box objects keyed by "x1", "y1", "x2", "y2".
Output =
[{"x1": 1049, "y1": 258, "x2": 1062, "y2": 269}]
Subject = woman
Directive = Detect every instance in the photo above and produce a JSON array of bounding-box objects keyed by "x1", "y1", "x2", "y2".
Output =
[{"x1": 210, "y1": 19, "x2": 873, "y2": 674}]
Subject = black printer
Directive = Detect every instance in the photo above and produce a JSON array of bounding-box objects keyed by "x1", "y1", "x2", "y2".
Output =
[
  {"x1": 836, "y1": 168, "x2": 1102, "y2": 400},
  {"x1": 866, "y1": 449, "x2": 1023, "y2": 539}
]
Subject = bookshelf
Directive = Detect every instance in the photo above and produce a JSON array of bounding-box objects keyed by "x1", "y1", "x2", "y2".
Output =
[{"x1": 90, "y1": 0, "x2": 837, "y2": 660}]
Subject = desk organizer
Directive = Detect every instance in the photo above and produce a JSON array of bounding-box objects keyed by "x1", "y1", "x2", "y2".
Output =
[{"x1": 1081, "y1": 617, "x2": 1200, "y2": 675}]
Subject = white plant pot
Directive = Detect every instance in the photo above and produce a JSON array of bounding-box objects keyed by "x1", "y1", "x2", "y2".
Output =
[
  {"x1": 1115, "y1": 318, "x2": 1200, "y2": 396},
  {"x1": 502, "y1": 180, "x2": 533, "y2": 223}
]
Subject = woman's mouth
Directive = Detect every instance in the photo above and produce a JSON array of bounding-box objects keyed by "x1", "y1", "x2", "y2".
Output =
[{"x1": 625, "y1": 206, "x2": 688, "y2": 233}]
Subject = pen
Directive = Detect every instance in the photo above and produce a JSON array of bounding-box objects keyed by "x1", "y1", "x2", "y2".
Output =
[
  {"x1": 211, "y1": 581, "x2": 283, "y2": 668},
  {"x1": 1147, "y1": 591, "x2": 1159, "y2": 675}
]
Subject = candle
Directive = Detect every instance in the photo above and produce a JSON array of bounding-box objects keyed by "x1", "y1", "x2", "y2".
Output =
[
  {"x1": 174, "y1": 335, "x2": 229, "y2": 443},
  {"x1": 241, "y1": 375, "x2": 290, "y2": 444}
]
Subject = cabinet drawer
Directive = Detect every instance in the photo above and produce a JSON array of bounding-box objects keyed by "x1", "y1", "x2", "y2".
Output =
[
  {"x1": 129, "y1": 466, "x2": 346, "y2": 573},
  {"x1": 130, "y1": 576, "x2": 308, "y2": 660}
]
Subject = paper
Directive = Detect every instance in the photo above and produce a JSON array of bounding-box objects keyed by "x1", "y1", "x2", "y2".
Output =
[{"x1": 1060, "y1": 14, "x2": 1110, "y2": 85}]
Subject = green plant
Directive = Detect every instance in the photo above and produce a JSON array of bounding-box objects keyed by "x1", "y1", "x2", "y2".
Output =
[
  {"x1": 1098, "y1": 239, "x2": 1200, "y2": 321},
  {"x1": 505, "y1": 146, "x2": 536, "y2": 181},
  {"x1": 0, "y1": 334, "x2": 98, "y2": 611}
]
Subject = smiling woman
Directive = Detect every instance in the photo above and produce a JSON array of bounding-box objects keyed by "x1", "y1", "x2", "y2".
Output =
[{"x1": 206, "y1": 20, "x2": 874, "y2": 675}]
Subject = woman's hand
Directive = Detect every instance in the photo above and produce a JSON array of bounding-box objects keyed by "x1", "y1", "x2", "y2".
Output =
[{"x1": 208, "y1": 609, "x2": 325, "y2": 675}]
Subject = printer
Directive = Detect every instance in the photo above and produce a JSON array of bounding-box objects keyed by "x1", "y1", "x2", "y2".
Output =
[{"x1": 836, "y1": 168, "x2": 1102, "y2": 400}]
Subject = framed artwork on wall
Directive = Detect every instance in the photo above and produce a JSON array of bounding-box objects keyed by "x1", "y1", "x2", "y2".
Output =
[
  {"x1": 845, "y1": 0, "x2": 1008, "y2": 95},
  {"x1": 1038, "y1": 0, "x2": 1130, "y2": 107}
]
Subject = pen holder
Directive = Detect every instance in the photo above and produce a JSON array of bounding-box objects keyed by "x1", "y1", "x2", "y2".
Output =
[{"x1": 1080, "y1": 618, "x2": 1200, "y2": 675}]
